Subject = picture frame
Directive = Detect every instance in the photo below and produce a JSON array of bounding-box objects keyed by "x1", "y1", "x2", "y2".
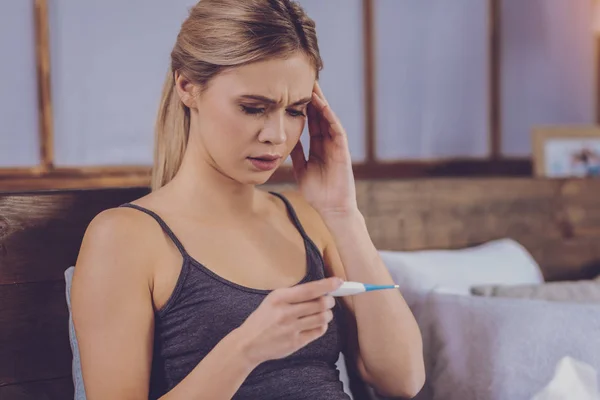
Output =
[{"x1": 532, "y1": 126, "x2": 600, "y2": 178}]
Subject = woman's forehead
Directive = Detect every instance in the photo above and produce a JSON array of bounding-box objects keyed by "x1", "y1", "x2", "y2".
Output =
[{"x1": 213, "y1": 55, "x2": 316, "y2": 100}]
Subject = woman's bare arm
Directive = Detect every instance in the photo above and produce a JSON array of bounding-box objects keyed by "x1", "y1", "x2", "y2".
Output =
[
  {"x1": 72, "y1": 208, "x2": 256, "y2": 400},
  {"x1": 281, "y1": 191, "x2": 425, "y2": 399}
]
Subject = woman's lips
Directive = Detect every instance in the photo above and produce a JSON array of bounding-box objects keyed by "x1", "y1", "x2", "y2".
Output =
[{"x1": 247, "y1": 156, "x2": 281, "y2": 171}]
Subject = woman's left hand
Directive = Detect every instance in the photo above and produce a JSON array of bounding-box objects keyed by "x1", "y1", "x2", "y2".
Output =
[{"x1": 290, "y1": 83, "x2": 358, "y2": 219}]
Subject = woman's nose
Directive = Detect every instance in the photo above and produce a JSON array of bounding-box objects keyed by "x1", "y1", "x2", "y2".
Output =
[{"x1": 258, "y1": 113, "x2": 286, "y2": 145}]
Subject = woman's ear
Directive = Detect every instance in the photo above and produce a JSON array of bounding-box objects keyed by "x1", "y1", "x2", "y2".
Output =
[{"x1": 174, "y1": 71, "x2": 198, "y2": 109}]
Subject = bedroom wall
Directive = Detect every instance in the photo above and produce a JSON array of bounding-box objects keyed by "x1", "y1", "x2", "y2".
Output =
[{"x1": 0, "y1": 0, "x2": 596, "y2": 190}]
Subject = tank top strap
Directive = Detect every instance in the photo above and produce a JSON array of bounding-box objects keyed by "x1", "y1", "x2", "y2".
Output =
[
  {"x1": 119, "y1": 203, "x2": 188, "y2": 258},
  {"x1": 268, "y1": 192, "x2": 312, "y2": 243},
  {"x1": 269, "y1": 192, "x2": 326, "y2": 280}
]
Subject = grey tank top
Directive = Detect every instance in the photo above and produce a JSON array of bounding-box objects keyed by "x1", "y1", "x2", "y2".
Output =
[{"x1": 120, "y1": 192, "x2": 350, "y2": 400}]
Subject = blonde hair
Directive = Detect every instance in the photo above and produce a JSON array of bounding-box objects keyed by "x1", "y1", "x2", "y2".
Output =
[{"x1": 152, "y1": 0, "x2": 324, "y2": 190}]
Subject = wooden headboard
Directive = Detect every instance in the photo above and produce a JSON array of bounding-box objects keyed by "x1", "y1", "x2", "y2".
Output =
[
  {"x1": 1, "y1": 178, "x2": 599, "y2": 399},
  {"x1": 355, "y1": 178, "x2": 600, "y2": 281},
  {"x1": 269, "y1": 177, "x2": 600, "y2": 281},
  {"x1": 0, "y1": 188, "x2": 149, "y2": 399}
]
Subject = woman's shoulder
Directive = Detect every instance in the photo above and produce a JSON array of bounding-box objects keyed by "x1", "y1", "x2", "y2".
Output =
[
  {"x1": 273, "y1": 190, "x2": 332, "y2": 250},
  {"x1": 84, "y1": 203, "x2": 159, "y2": 244},
  {"x1": 275, "y1": 190, "x2": 315, "y2": 217},
  {"x1": 70, "y1": 206, "x2": 158, "y2": 355},
  {"x1": 74, "y1": 204, "x2": 161, "y2": 281}
]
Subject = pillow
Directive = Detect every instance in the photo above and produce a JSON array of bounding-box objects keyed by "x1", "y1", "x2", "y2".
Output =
[
  {"x1": 379, "y1": 238, "x2": 543, "y2": 303},
  {"x1": 378, "y1": 239, "x2": 544, "y2": 399},
  {"x1": 471, "y1": 279, "x2": 600, "y2": 303},
  {"x1": 64, "y1": 266, "x2": 86, "y2": 400},
  {"x1": 335, "y1": 352, "x2": 355, "y2": 399},
  {"x1": 420, "y1": 293, "x2": 600, "y2": 400}
]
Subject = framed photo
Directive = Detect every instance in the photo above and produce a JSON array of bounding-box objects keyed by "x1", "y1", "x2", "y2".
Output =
[{"x1": 532, "y1": 126, "x2": 600, "y2": 178}]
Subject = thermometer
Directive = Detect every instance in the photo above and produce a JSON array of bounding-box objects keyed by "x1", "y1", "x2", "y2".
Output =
[{"x1": 329, "y1": 281, "x2": 400, "y2": 297}]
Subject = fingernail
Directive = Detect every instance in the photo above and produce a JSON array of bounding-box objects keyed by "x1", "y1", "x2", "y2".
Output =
[{"x1": 334, "y1": 277, "x2": 344, "y2": 286}]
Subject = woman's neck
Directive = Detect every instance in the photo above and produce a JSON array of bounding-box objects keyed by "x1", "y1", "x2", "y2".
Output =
[{"x1": 163, "y1": 146, "x2": 265, "y2": 221}]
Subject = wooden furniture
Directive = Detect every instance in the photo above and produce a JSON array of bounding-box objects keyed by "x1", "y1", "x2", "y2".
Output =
[
  {"x1": 1, "y1": 178, "x2": 599, "y2": 399},
  {"x1": 0, "y1": 188, "x2": 148, "y2": 399},
  {"x1": 351, "y1": 178, "x2": 600, "y2": 281}
]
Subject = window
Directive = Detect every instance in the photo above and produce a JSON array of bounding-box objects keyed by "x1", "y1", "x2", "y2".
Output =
[{"x1": 0, "y1": 0, "x2": 596, "y2": 190}]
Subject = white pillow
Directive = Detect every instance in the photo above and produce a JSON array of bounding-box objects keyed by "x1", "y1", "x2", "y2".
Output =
[
  {"x1": 378, "y1": 239, "x2": 545, "y2": 400},
  {"x1": 335, "y1": 352, "x2": 354, "y2": 399},
  {"x1": 379, "y1": 238, "x2": 543, "y2": 298}
]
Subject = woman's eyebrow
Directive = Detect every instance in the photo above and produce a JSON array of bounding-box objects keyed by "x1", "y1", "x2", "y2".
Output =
[
  {"x1": 239, "y1": 94, "x2": 312, "y2": 106},
  {"x1": 290, "y1": 97, "x2": 312, "y2": 106}
]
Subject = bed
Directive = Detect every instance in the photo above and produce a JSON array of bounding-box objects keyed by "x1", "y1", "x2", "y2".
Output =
[{"x1": 1, "y1": 177, "x2": 599, "y2": 399}]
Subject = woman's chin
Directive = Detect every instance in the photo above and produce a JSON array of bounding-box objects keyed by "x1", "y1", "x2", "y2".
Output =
[{"x1": 236, "y1": 170, "x2": 277, "y2": 186}]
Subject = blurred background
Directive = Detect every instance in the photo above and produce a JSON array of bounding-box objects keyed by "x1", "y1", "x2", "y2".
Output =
[{"x1": 0, "y1": 0, "x2": 597, "y2": 191}]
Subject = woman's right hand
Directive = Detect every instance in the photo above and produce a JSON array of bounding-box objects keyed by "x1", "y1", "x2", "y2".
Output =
[{"x1": 237, "y1": 277, "x2": 343, "y2": 365}]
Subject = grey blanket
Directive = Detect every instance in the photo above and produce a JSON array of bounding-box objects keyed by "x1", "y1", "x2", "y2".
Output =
[{"x1": 418, "y1": 293, "x2": 600, "y2": 400}]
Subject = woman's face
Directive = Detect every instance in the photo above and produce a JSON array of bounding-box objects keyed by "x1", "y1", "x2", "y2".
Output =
[{"x1": 182, "y1": 53, "x2": 316, "y2": 185}]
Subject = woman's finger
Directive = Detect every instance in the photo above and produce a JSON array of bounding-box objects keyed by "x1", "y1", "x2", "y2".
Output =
[
  {"x1": 311, "y1": 93, "x2": 345, "y2": 139},
  {"x1": 289, "y1": 295, "x2": 335, "y2": 318},
  {"x1": 296, "y1": 310, "x2": 333, "y2": 331},
  {"x1": 297, "y1": 324, "x2": 329, "y2": 348},
  {"x1": 313, "y1": 82, "x2": 329, "y2": 106},
  {"x1": 307, "y1": 103, "x2": 325, "y2": 163},
  {"x1": 312, "y1": 83, "x2": 332, "y2": 139},
  {"x1": 307, "y1": 101, "x2": 320, "y2": 137},
  {"x1": 290, "y1": 141, "x2": 307, "y2": 180}
]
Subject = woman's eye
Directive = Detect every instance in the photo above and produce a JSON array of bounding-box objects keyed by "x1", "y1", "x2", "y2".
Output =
[
  {"x1": 287, "y1": 109, "x2": 306, "y2": 118},
  {"x1": 241, "y1": 106, "x2": 266, "y2": 115}
]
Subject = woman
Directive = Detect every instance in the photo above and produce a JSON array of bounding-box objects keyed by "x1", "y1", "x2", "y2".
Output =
[{"x1": 71, "y1": 0, "x2": 425, "y2": 398}]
